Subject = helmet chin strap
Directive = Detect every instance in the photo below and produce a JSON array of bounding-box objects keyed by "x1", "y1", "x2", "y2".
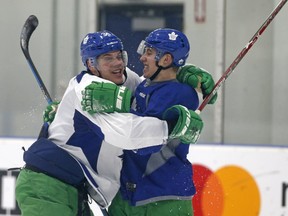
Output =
[
  {"x1": 149, "y1": 66, "x2": 162, "y2": 81},
  {"x1": 148, "y1": 62, "x2": 171, "y2": 81}
]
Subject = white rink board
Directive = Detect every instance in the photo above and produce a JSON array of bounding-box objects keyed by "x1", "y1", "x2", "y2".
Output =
[
  {"x1": 0, "y1": 138, "x2": 287, "y2": 215},
  {"x1": 188, "y1": 144, "x2": 288, "y2": 216}
]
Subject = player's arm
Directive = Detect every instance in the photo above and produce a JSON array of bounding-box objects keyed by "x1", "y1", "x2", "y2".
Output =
[
  {"x1": 81, "y1": 82, "x2": 203, "y2": 144},
  {"x1": 44, "y1": 82, "x2": 203, "y2": 145}
]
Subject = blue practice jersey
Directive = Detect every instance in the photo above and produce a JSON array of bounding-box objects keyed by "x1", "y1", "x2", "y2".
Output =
[{"x1": 120, "y1": 79, "x2": 199, "y2": 206}]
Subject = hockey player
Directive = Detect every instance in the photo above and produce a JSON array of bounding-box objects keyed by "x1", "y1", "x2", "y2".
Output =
[
  {"x1": 82, "y1": 28, "x2": 207, "y2": 216},
  {"x1": 16, "y1": 30, "x2": 212, "y2": 216}
]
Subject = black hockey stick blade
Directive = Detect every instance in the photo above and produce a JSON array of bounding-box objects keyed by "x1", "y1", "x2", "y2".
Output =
[
  {"x1": 20, "y1": 15, "x2": 53, "y2": 104},
  {"x1": 20, "y1": 15, "x2": 38, "y2": 57}
]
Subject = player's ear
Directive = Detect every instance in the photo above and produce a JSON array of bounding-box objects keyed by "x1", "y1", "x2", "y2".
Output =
[
  {"x1": 160, "y1": 53, "x2": 173, "y2": 67},
  {"x1": 87, "y1": 59, "x2": 94, "y2": 69}
]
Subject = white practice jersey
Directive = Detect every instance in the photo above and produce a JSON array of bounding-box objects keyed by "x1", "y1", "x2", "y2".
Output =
[{"x1": 48, "y1": 69, "x2": 168, "y2": 207}]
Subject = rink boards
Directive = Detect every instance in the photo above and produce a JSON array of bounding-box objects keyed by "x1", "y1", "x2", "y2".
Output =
[{"x1": 0, "y1": 138, "x2": 287, "y2": 216}]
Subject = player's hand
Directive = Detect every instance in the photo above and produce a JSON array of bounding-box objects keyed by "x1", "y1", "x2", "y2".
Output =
[
  {"x1": 81, "y1": 81, "x2": 131, "y2": 114},
  {"x1": 177, "y1": 64, "x2": 217, "y2": 104},
  {"x1": 163, "y1": 105, "x2": 203, "y2": 144},
  {"x1": 43, "y1": 101, "x2": 60, "y2": 124}
]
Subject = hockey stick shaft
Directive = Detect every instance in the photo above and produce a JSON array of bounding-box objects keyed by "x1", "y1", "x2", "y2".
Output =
[
  {"x1": 197, "y1": 0, "x2": 288, "y2": 113},
  {"x1": 101, "y1": 208, "x2": 109, "y2": 216},
  {"x1": 20, "y1": 15, "x2": 53, "y2": 105}
]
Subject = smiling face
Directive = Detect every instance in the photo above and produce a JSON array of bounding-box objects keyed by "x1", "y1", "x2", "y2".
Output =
[
  {"x1": 88, "y1": 50, "x2": 125, "y2": 84},
  {"x1": 139, "y1": 46, "x2": 176, "y2": 81},
  {"x1": 139, "y1": 47, "x2": 159, "y2": 79}
]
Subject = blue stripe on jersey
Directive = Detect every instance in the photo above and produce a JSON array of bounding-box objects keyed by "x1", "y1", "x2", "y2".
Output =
[{"x1": 67, "y1": 110, "x2": 104, "y2": 173}]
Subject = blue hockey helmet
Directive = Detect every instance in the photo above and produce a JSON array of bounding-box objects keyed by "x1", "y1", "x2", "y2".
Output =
[
  {"x1": 80, "y1": 30, "x2": 124, "y2": 67},
  {"x1": 137, "y1": 28, "x2": 190, "y2": 67}
]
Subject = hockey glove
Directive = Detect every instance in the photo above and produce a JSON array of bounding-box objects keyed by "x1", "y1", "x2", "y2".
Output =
[
  {"x1": 177, "y1": 64, "x2": 217, "y2": 104},
  {"x1": 163, "y1": 105, "x2": 203, "y2": 144},
  {"x1": 81, "y1": 81, "x2": 132, "y2": 114},
  {"x1": 43, "y1": 101, "x2": 60, "y2": 124}
]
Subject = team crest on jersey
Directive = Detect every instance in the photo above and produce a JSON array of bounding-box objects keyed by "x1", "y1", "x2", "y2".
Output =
[{"x1": 168, "y1": 32, "x2": 178, "y2": 41}]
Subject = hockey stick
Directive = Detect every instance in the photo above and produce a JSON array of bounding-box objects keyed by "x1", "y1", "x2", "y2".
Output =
[
  {"x1": 20, "y1": 15, "x2": 53, "y2": 105},
  {"x1": 20, "y1": 15, "x2": 110, "y2": 216},
  {"x1": 196, "y1": 0, "x2": 288, "y2": 114}
]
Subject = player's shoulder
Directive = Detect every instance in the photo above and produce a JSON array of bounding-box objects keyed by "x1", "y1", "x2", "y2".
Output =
[
  {"x1": 168, "y1": 82, "x2": 199, "y2": 109},
  {"x1": 126, "y1": 67, "x2": 138, "y2": 76},
  {"x1": 169, "y1": 81, "x2": 198, "y2": 98},
  {"x1": 150, "y1": 81, "x2": 195, "y2": 99},
  {"x1": 126, "y1": 68, "x2": 142, "y2": 81},
  {"x1": 167, "y1": 80, "x2": 195, "y2": 91}
]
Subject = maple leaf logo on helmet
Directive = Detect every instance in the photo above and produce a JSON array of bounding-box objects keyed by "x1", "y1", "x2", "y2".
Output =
[
  {"x1": 168, "y1": 32, "x2": 178, "y2": 41},
  {"x1": 141, "y1": 28, "x2": 190, "y2": 67}
]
